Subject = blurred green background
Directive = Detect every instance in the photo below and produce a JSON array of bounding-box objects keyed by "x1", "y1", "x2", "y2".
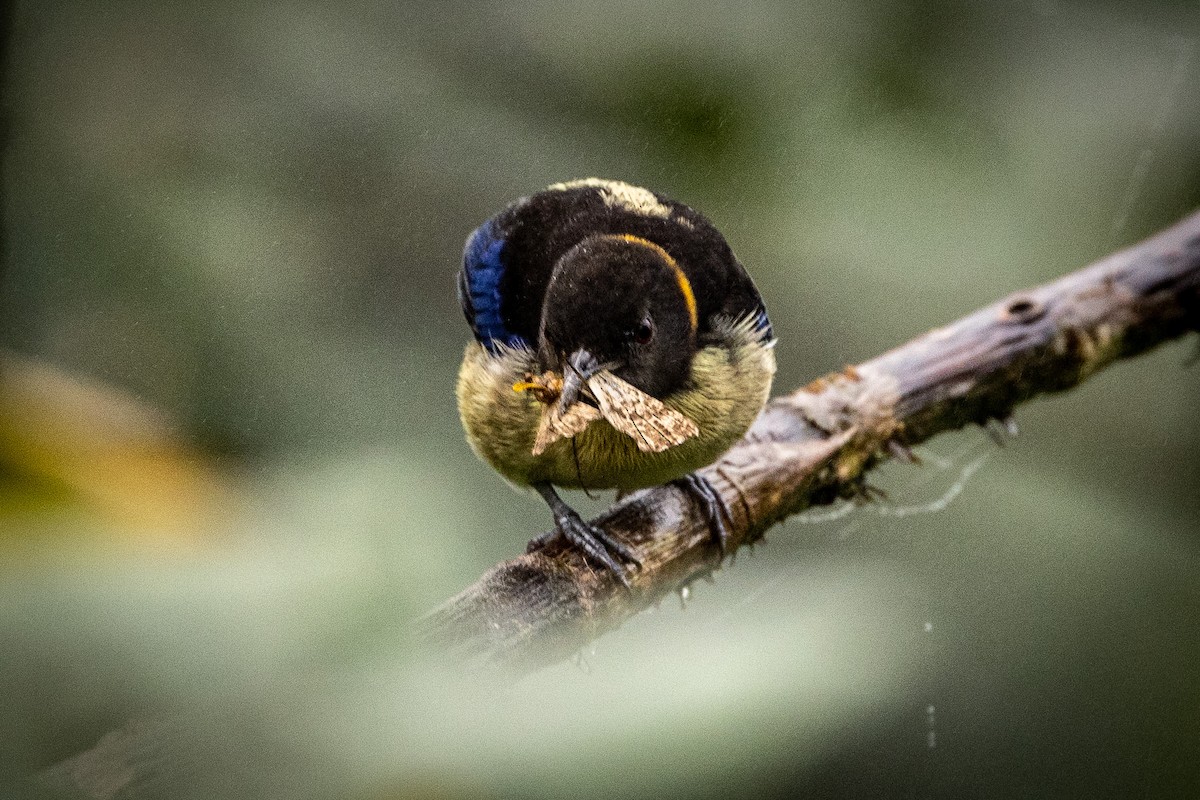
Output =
[{"x1": 2, "y1": 1, "x2": 1199, "y2": 797}]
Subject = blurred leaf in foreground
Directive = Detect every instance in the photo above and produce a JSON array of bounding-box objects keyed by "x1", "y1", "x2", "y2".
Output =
[{"x1": 0, "y1": 352, "x2": 237, "y2": 548}]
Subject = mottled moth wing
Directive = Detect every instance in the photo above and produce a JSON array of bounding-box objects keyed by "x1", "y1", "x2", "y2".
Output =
[
  {"x1": 588, "y1": 370, "x2": 699, "y2": 453},
  {"x1": 531, "y1": 401, "x2": 602, "y2": 455}
]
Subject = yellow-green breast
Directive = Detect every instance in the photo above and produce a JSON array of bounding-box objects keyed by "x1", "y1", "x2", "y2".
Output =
[{"x1": 456, "y1": 320, "x2": 775, "y2": 492}]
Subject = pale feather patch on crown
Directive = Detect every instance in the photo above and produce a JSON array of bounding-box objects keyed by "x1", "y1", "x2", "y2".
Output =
[{"x1": 547, "y1": 178, "x2": 672, "y2": 219}]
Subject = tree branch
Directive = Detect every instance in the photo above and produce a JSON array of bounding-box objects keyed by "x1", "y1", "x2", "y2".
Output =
[{"x1": 420, "y1": 211, "x2": 1200, "y2": 673}]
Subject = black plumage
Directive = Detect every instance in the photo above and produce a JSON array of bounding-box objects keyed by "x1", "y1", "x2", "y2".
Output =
[{"x1": 456, "y1": 179, "x2": 776, "y2": 583}]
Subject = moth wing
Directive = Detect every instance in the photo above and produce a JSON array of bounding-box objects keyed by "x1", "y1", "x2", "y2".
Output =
[
  {"x1": 588, "y1": 370, "x2": 699, "y2": 453},
  {"x1": 531, "y1": 402, "x2": 602, "y2": 455}
]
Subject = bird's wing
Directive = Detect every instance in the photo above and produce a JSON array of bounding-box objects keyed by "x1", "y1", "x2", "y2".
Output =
[{"x1": 459, "y1": 219, "x2": 529, "y2": 351}]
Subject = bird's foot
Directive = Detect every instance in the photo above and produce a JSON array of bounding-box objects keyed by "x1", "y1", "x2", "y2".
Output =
[
  {"x1": 673, "y1": 472, "x2": 734, "y2": 555},
  {"x1": 527, "y1": 506, "x2": 641, "y2": 587}
]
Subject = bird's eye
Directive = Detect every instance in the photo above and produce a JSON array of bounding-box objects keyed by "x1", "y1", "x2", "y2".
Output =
[{"x1": 631, "y1": 317, "x2": 655, "y2": 345}]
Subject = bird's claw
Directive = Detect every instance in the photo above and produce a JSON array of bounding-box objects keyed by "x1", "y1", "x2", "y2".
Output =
[
  {"x1": 673, "y1": 473, "x2": 734, "y2": 555},
  {"x1": 528, "y1": 512, "x2": 641, "y2": 587}
]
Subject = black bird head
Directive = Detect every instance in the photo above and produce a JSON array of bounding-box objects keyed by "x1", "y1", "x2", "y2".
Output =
[{"x1": 537, "y1": 234, "x2": 699, "y2": 409}]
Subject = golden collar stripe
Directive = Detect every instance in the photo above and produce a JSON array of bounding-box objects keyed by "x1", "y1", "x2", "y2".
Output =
[{"x1": 607, "y1": 234, "x2": 699, "y2": 332}]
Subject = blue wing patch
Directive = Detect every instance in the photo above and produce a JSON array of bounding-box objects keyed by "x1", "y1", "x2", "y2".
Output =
[
  {"x1": 752, "y1": 306, "x2": 774, "y2": 342},
  {"x1": 458, "y1": 219, "x2": 528, "y2": 352}
]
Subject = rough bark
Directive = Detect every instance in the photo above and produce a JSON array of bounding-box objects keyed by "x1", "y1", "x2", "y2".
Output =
[{"x1": 420, "y1": 210, "x2": 1200, "y2": 674}]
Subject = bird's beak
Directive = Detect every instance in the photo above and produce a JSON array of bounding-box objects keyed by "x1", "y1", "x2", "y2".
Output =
[{"x1": 558, "y1": 348, "x2": 601, "y2": 413}]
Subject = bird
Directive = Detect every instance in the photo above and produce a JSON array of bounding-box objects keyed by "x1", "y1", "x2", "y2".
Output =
[{"x1": 455, "y1": 178, "x2": 776, "y2": 584}]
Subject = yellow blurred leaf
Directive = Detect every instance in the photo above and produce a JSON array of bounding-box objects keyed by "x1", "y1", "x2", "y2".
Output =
[{"x1": 0, "y1": 351, "x2": 237, "y2": 544}]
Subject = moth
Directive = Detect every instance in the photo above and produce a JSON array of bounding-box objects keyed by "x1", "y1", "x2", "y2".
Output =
[{"x1": 517, "y1": 370, "x2": 699, "y2": 456}]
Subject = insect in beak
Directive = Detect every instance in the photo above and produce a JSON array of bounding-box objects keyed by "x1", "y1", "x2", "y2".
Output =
[{"x1": 558, "y1": 348, "x2": 602, "y2": 413}]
